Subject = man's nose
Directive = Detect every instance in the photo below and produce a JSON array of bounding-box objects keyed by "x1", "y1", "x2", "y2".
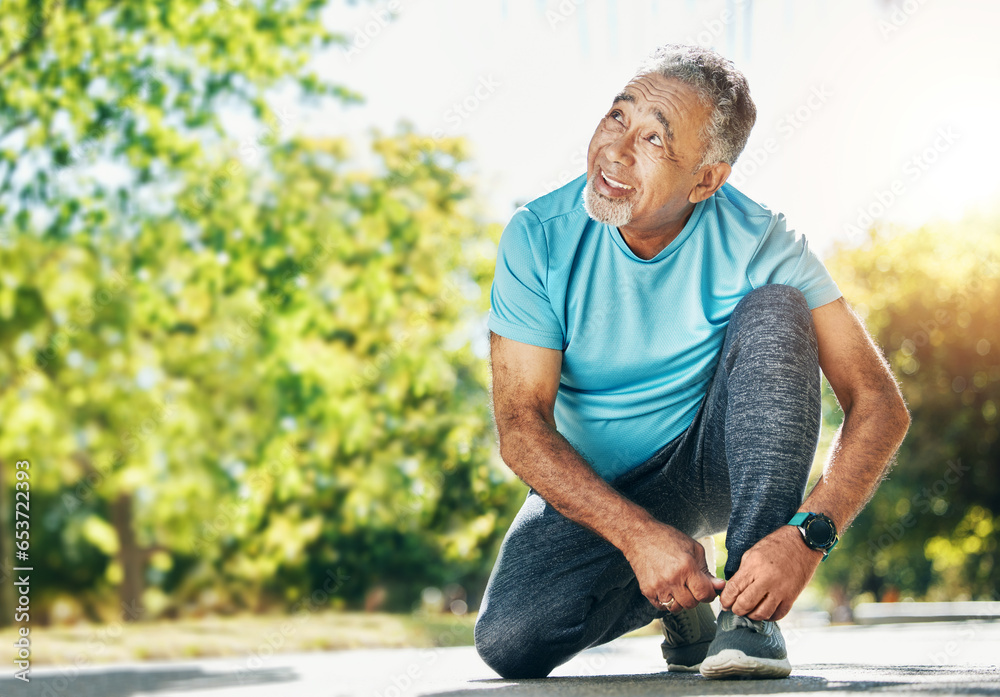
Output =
[{"x1": 604, "y1": 132, "x2": 636, "y2": 167}]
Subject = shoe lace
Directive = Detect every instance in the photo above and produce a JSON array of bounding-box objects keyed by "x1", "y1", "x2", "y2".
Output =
[
  {"x1": 728, "y1": 613, "x2": 768, "y2": 633},
  {"x1": 661, "y1": 609, "x2": 695, "y2": 645}
]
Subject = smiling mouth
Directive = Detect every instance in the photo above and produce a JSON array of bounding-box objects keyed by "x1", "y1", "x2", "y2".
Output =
[{"x1": 601, "y1": 169, "x2": 633, "y2": 190}]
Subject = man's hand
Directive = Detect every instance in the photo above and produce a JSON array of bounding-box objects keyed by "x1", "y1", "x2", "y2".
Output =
[
  {"x1": 489, "y1": 332, "x2": 716, "y2": 586},
  {"x1": 719, "y1": 525, "x2": 823, "y2": 621},
  {"x1": 624, "y1": 520, "x2": 726, "y2": 611}
]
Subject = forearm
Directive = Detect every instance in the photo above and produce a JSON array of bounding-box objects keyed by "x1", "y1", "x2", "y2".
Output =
[
  {"x1": 722, "y1": 390, "x2": 909, "y2": 619},
  {"x1": 800, "y1": 389, "x2": 910, "y2": 531},
  {"x1": 498, "y1": 417, "x2": 656, "y2": 554}
]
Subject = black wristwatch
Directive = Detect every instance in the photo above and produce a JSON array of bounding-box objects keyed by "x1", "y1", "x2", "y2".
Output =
[{"x1": 788, "y1": 512, "x2": 839, "y2": 561}]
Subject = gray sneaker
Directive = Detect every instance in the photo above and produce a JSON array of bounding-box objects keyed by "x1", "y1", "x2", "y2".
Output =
[
  {"x1": 699, "y1": 610, "x2": 791, "y2": 679},
  {"x1": 659, "y1": 603, "x2": 717, "y2": 672}
]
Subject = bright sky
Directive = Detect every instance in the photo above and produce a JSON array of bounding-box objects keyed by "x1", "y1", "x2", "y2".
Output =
[{"x1": 328, "y1": 0, "x2": 1000, "y2": 256}]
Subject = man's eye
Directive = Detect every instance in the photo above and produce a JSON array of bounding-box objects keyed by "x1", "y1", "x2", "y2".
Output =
[
  {"x1": 648, "y1": 134, "x2": 662, "y2": 146},
  {"x1": 609, "y1": 110, "x2": 624, "y2": 124}
]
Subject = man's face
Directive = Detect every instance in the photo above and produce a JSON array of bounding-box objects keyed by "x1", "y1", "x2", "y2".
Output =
[{"x1": 584, "y1": 73, "x2": 713, "y2": 235}]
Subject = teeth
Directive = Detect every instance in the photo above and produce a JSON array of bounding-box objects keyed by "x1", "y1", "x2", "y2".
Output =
[{"x1": 602, "y1": 170, "x2": 633, "y2": 190}]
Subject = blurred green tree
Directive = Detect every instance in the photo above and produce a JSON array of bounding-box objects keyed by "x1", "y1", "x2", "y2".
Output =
[
  {"x1": 0, "y1": 0, "x2": 524, "y2": 624},
  {"x1": 0, "y1": 0, "x2": 346, "y2": 625},
  {"x1": 814, "y1": 219, "x2": 1000, "y2": 603},
  {"x1": 170, "y1": 131, "x2": 525, "y2": 614}
]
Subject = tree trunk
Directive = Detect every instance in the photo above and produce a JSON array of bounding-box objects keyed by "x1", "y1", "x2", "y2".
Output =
[{"x1": 113, "y1": 492, "x2": 144, "y2": 622}]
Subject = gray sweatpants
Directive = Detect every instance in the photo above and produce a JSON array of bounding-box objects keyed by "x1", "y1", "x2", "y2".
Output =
[{"x1": 475, "y1": 284, "x2": 823, "y2": 678}]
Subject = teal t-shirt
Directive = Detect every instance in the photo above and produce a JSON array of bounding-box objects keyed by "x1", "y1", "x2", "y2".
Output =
[{"x1": 487, "y1": 173, "x2": 842, "y2": 481}]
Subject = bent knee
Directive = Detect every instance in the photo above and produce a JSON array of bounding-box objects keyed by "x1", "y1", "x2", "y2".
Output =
[
  {"x1": 731, "y1": 284, "x2": 817, "y2": 354},
  {"x1": 735, "y1": 284, "x2": 810, "y2": 320},
  {"x1": 474, "y1": 612, "x2": 558, "y2": 679}
]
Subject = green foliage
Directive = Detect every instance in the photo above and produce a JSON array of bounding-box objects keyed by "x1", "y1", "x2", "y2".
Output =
[
  {"x1": 0, "y1": 0, "x2": 524, "y2": 622},
  {"x1": 183, "y1": 131, "x2": 525, "y2": 612},
  {"x1": 0, "y1": 0, "x2": 352, "y2": 239},
  {"x1": 814, "y1": 220, "x2": 1000, "y2": 602}
]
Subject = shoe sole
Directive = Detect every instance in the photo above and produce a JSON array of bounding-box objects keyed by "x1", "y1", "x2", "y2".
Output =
[
  {"x1": 666, "y1": 662, "x2": 702, "y2": 673},
  {"x1": 661, "y1": 637, "x2": 714, "y2": 673},
  {"x1": 700, "y1": 649, "x2": 791, "y2": 679}
]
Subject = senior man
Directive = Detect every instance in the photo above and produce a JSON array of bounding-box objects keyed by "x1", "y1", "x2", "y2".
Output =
[{"x1": 473, "y1": 44, "x2": 910, "y2": 680}]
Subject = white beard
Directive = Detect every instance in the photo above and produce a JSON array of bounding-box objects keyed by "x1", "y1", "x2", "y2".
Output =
[{"x1": 582, "y1": 173, "x2": 634, "y2": 228}]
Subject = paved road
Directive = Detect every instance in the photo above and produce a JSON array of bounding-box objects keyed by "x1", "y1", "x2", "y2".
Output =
[{"x1": 2, "y1": 620, "x2": 998, "y2": 697}]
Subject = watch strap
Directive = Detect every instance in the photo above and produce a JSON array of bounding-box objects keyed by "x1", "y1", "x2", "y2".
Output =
[
  {"x1": 788, "y1": 512, "x2": 809, "y2": 526},
  {"x1": 822, "y1": 536, "x2": 839, "y2": 562}
]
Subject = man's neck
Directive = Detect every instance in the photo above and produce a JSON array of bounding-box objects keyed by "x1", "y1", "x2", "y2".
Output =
[{"x1": 618, "y1": 207, "x2": 695, "y2": 260}]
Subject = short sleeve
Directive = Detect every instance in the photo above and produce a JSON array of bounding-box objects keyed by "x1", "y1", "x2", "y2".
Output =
[
  {"x1": 487, "y1": 208, "x2": 565, "y2": 350},
  {"x1": 747, "y1": 213, "x2": 842, "y2": 310}
]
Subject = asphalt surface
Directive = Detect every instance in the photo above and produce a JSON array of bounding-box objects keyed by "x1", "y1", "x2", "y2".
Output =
[{"x1": 1, "y1": 620, "x2": 998, "y2": 697}]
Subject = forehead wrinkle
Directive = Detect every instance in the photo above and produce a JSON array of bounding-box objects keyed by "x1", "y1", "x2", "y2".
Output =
[
  {"x1": 628, "y1": 77, "x2": 702, "y2": 133},
  {"x1": 625, "y1": 76, "x2": 708, "y2": 162}
]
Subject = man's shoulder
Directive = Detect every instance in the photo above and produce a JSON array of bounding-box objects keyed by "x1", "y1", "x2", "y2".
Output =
[
  {"x1": 521, "y1": 173, "x2": 590, "y2": 228},
  {"x1": 710, "y1": 183, "x2": 781, "y2": 235}
]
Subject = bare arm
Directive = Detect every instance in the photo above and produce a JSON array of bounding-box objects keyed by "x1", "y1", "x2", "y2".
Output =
[
  {"x1": 798, "y1": 298, "x2": 911, "y2": 529},
  {"x1": 490, "y1": 331, "x2": 722, "y2": 610},
  {"x1": 721, "y1": 297, "x2": 911, "y2": 620}
]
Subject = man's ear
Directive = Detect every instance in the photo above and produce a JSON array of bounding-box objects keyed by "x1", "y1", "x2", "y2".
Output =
[{"x1": 689, "y1": 162, "x2": 732, "y2": 203}]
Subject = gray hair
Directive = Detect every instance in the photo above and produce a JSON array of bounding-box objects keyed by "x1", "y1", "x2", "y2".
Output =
[{"x1": 634, "y1": 44, "x2": 756, "y2": 169}]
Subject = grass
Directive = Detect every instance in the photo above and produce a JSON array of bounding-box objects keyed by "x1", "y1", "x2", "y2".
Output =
[{"x1": 0, "y1": 611, "x2": 661, "y2": 667}]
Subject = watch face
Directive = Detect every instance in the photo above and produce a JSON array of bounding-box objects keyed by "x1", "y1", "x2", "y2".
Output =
[{"x1": 806, "y1": 517, "x2": 836, "y2": 547}]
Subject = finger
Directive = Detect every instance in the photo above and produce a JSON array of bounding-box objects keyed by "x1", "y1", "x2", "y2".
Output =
[
  {"x1": 672, "y1": 585, "x2": 700, "y2": 611},
  {"x1": 730, "y1": 578, "x2": 766, "y2": 617},
  {"x1": 687, "y1": 572, "x2": 719, "y2": 604},
  {"x1": 654, "y1": 593, "x2": 677, "y2": 612},
  {"x1": 719, "y1": 571, "x2": 747, "y2": 609},
  {"x1": 772, "y1": 599, "x2": 794, "y2": 622},
  {"x1": 643, "y1": 581, "x2": 663, "y2": 609},
  {"x1": 746, "y1": 591, "x2": 780, "y2": 622},
  {"x1": 653, "y1": 586, "x2": 675, "y2": 610}
]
